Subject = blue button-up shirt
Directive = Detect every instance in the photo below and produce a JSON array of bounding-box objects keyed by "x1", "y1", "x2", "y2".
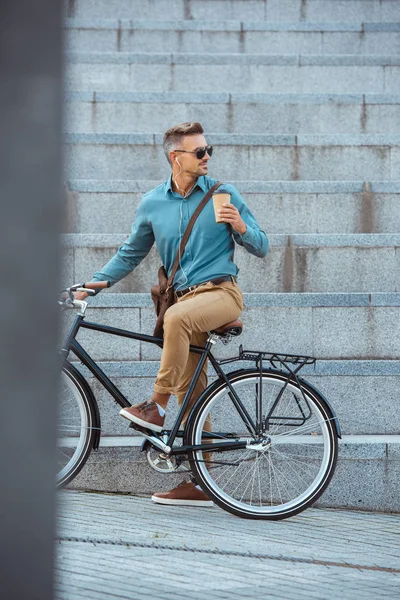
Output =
[{"x1": 92, "y1": 175, "x2": 268, "y2": 291}]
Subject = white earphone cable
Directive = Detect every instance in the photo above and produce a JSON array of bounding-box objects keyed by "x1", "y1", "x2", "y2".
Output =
[
  {"x1": 175, "y1": 199, "x2": 189, "y2": 291},
  {"x1": 173, "y1": 159, "x2": 184, "y2": 195}
]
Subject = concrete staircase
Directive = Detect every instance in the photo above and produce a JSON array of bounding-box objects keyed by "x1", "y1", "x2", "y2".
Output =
[{"x1": 63, "y1": 0, "x2": 400, "y2": 511}]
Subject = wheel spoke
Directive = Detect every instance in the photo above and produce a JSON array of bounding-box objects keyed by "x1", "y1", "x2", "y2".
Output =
[
  {"x1": 213, "y1": 449, "x2": 253, "y2": 490},
  {"x1": 263, "y1": 450, "x2": 304, "y2": 498},
  {"x1": 265, "y1": 451, "x2": 284, "y2": 505},
  {"x1": 57, "y1": 448, "x2": 73, "y2": 461},
  {"x1": 270, "y1": 445, "x2": 321, "y2": 477}
]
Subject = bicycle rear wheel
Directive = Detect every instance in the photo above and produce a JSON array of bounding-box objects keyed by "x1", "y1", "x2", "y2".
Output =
[
  {"x1": 186, "y1": 369, "x2": 338, "y2": 520},
  {"x1": 56, "y1": 362, "x2": 97, "y2": 488}
]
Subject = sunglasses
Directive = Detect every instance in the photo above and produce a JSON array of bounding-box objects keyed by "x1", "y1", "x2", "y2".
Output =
[{"x1": 175, "y1": 145, "x2": 213, "y2": 160}]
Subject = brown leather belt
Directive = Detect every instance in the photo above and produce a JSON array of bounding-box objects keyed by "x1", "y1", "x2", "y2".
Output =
[{"x1": 175, "y1": 275, "x2": 236, "y2": 297}]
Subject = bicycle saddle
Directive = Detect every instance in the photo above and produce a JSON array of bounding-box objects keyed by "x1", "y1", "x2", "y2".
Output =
[{"x1": 210, "y1": 319, "x2": 243, "y2": 337}]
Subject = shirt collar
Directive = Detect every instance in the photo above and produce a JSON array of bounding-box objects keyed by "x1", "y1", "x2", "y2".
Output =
[
  {"x1": 165, "y1": 175, "x2": 207, "y2": 196},
  {"x1": 196, "y1": 176, "x2": 207, "y2": 192}
]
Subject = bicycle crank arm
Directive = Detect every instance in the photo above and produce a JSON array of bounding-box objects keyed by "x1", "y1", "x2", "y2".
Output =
[
  {"x1": 129, "y1": 423, "x2": 171, "y2": 454},
  {"x1": 141, "y1": 433, "x2": 171, "y2": 454}
]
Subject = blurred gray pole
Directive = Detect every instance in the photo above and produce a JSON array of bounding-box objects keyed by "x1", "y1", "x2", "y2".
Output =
[{"x1": 0, "y1": 1, "x2": 63, "y2": 599}]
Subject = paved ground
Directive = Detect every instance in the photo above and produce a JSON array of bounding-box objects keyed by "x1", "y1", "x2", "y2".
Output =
[{"x1": 55, "y1": 490, "x2": 400, "y2": 600}]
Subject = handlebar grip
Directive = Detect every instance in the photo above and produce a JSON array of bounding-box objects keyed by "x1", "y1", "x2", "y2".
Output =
[{"x1": 83, "y1": 281, "x2": 110, "y2": 290}]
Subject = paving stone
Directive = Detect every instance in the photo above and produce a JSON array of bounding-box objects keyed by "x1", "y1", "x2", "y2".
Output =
[{"x1": 57, "y1": 489, "x2": 400, "y2": 565}]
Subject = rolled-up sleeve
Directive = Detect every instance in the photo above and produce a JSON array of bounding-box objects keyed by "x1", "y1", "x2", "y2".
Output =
[
  {"x1": 92, "y1": 199, "x2": 154, "y2": 287},
  {"x1": 227, "y1": 185, "x2": 268, "y2": 258}
]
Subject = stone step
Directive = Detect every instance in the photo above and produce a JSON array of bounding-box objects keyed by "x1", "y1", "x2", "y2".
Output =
[
  {"x1": 60, "y1": 292, "x2": 400, "y2": 360},
  {"x1": 64, "y1": 19, "x2": 400, "y2": 54},
  {"x1": 67, "y1": 179, "x2": 400, "y2": 235},
  {"x1": 64, "y1": 91, "x2": 400, "y2": 134},
  {"x1": 65, "y1": 0, "x2": 400, "y2": 24},
  {"x1": 62, "y1": 234, "x2": 400, "y2": 293},
  {"x1": 67, "y1": 435, "x2": 400, "y2": 512},
  {"x1": 66, "y1": 133, "x2": 400, "y2": 181},
  {"x1": 65, "y1": 52, "x2": 400, "y2": 94},
  {"x1": 68, "y1": 357, "x2": 400, "y2": 437}
]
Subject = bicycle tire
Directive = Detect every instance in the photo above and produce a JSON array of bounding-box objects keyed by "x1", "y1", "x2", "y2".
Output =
[
  {"x1": 56, "y1": 362, "x2": 97, "y2": 488},
  {"x1": 186, "y1": 369, "x2": 338, "y2": 520}
]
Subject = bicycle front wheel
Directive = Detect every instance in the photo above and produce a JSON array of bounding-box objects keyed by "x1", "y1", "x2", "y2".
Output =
[
  {"x1": 186, "y1": 369, "x2": 338, "y2": 520},
  {"x1": 56, "y1": 362, "x2": 97, "y2": 488}
]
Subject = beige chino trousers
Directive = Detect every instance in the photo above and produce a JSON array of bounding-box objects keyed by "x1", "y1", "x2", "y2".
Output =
[{"x1": 153, "y1": 280, "x2": 244, "y2": 423}]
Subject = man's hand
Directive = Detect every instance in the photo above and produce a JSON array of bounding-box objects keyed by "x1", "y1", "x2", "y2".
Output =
[
  {"x1": 74, "y1": 291, "x2": 88, "y2": 301},
  {"x1": 217, "y1": 204, "x2": 247, "y2": 235}
]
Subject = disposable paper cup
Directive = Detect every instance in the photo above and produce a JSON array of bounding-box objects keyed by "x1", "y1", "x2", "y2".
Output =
[{"x1": 213, "y1": 193, "x2": 231, "y2": 223}]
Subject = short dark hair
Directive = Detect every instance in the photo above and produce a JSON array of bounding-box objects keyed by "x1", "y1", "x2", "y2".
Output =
[{"x1": 163, "y1": 122, "x2": 204, "y2": 164}]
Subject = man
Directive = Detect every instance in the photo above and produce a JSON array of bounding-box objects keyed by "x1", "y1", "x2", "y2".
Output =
[{"x1": 75, "y1": 122, "x2": 268, "y2": 506}]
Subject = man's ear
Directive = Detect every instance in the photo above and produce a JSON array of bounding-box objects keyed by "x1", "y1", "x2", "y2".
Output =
[{"x1": 171, "y1": 152, "x2": 180, "y2": 166}]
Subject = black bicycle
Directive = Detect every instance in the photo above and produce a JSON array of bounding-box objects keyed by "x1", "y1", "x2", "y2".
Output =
[{"x1": 58, "y1": 282, "x2": 341, "y2": 520}]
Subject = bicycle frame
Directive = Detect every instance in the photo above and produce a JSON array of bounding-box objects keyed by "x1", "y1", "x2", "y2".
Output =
[{"x1": 61, "y1": 313, "x2": 255, "y2": 455}]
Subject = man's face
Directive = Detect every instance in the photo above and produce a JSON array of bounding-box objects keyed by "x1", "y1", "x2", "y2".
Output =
[{"x1": 172, "y1": 134, "x2": 211, "y2": 177}]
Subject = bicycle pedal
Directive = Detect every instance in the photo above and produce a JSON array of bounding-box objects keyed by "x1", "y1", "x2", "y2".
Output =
[{"x1": 128, "y1": 422, "x2": 158, "y2": 436}]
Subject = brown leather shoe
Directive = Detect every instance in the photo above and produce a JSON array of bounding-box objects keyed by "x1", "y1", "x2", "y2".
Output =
[
  {"x1": 120, "y1": 400, "x2": 165, "y2": 432},
  {"x1": 152, "y1": 481, "x2": 213, "y2": 507}
]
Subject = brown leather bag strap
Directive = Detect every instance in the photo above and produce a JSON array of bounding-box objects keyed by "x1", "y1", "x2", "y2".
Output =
[{"x1": 167, "y1": 181, "x2": 222, "y2": 288}]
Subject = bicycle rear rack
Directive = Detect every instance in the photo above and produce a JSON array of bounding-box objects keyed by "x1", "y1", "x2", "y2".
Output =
[
  {"x1": 218, "y1": 345, "x2": 316, "y2": 433},
  {"x1": 219, "y1": 344, "x2": 315, "y2": 372}
]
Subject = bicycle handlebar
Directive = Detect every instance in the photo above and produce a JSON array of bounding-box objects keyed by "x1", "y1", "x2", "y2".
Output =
[
  {"x1": 58, "y1": 281, "x2": 111, "y2": 311},
  {"x1": 69, "y1": 281, "x2": 110, "y2": 292},
  {"x1": 81, "y1": 281, "x2": 110, "y2": 290}
]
